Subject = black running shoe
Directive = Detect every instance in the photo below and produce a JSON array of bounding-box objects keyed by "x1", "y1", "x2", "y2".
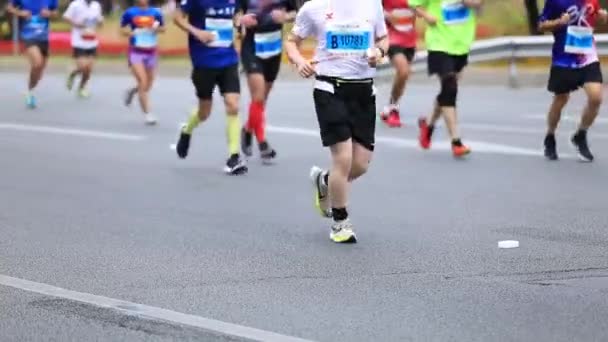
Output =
[
  {"x1": 224, "y1": 154, "x2": 248, "y2": 175},
  {"x1": 571, "y1": 130, "x2": 594, "y2": 162},
  {"x1": 544, "y1": 134, "x2": 558, "y2": 161},
  {"x1": 124, "y1": 88, "x2": 136, "y2": 107},
  {"x1": 176, "y1": 127, "x2": 191, "y2": 159},
  {"x1": 241, "y1": 127, "x2": 253, "y2": 157},
  {"x1": 259, "y1": 141, "x2": 277, "y2": 163}
]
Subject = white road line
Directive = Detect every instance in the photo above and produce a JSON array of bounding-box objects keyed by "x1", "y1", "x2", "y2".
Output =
[
  {"x1": 0, "y1": 123, "x2": 145, "y2": 141},
  {"x1": 267, "y1": 125, "x2": 573, "y2": 158},
  {"x1": 522, "y1": 114, "x2": 608, "y2": 124},
  {"x1": 0, "y1": 274, "x2": 315, "y2": 342},
  {"x1": 461, "y1": 123, "x2": 608, "y2": 139}
]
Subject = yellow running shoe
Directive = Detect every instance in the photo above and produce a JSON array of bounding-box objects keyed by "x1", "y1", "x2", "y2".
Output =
[
  {"x1": 330, "y1": 219, "x2": 357, "y2": 243},
  {"x1": 309, "y1": 166, "x2": 332, "y2": 218},
  {"x1": 78, "y1": 89, "x2": 90, "y2": 99}
]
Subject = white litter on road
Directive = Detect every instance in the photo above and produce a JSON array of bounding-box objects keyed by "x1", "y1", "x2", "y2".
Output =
[{"x1": 498, "y1": 240, "x2": 520, "y2": 249}]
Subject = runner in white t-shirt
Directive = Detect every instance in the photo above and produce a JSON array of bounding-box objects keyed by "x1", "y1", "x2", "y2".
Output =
[
  {"x1": 63, "y1": 0, "x2": 103, "y2": 98},
  {"x1": 285, "y1": 0, "x2": 388, "y2": 244}
]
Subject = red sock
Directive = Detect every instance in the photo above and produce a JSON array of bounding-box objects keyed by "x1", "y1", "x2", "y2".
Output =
[{"x1": 247, "y1": 101, "x2": 266, "y2": 142}]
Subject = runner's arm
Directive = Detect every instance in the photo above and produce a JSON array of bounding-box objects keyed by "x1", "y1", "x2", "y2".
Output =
[
  {"x1": 412, "y1": 7, "x2": 437, "y2": 26},
  {"x1": 44, "y1": 0, "x2": 59, "y2": 18},
  {"x1": 538, "y1": 13, "x2": 570, "y2": 32},
  {"x1": 173, "y1": 7, "x2": 197, "y2": 35},
  {"x1": 154, "y1": 11, "x2": 167, "y2": 33},
  {"x1": 6, "y1": 0, "x2": 30, "y2": 18},
  {"x1": 120, "y1": 11, "x2": 134, "y2": 36},
  {"x1": 463, "y1": 0, "x2": 483, "y2": 9},
  {"x1": 374, "y1": 1, "x2": 389, "y2": 59},
  {"x1": 62, "y1": 2, "x2": 85, "y2": 28},
  {"x1": 284, "y1": 2, "x2": 313, "y2": 66},
  {"x1": 285, "y1": 32, "x2": 307, "y2": 65}
]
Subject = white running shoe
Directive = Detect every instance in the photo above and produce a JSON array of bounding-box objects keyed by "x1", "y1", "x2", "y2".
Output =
[
  {"x1": 330, "y1": 219, "x2": 357, "y2": 243},
  {"x1": 309, "y1": 165, "x2": 331, "y2": 218},
  {"x1": 144, "y1": 113, "x2": 158, "y2": 125}
]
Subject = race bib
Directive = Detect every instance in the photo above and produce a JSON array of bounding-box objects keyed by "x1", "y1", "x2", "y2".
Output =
[
  {"x1": 441, "y1": 0, "x2": 470, "y2": 25},
  {"x1": 564, "y1": 25, "x2": 594, "y2": 54},
  {"x1": 205, "y1": 18, "x2": 233, "y2": 48},
  {"x1": 325, "y1": 23, "x2": 372, "y2": 57},
  {"x1": 81, "y1": 18, "x2": 98, "y2": 40},
  {"x1": 133, "y1": 28, "x2": 157, "y2": 49},
  {"x1": 391, "y1": 9, "x2": 414, "y2": 32},
  {"x1": 254, "y1": 30, "x2": 282, "y2": 59},
  {"x1": 23, "y1": 15, "x2": 47, "y2": 40}
]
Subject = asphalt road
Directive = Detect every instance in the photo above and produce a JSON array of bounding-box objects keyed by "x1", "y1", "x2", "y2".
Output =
[{"x1": 1, "y1": 68, "x2": 608, "y2": 342}]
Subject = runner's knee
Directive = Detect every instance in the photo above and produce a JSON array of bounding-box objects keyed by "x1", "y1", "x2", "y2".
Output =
[{"x1": 437, "y1": 74, "x2": 458, "y2": 107}]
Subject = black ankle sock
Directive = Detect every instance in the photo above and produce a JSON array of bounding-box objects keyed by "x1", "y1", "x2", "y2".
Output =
[
  {"x1": 428, "y1": 124, "x2": 435, "y2": 138},
  {"x1": 332, "y1": 207, "x2": 348, "y2": 221},
  {"x1": 452, "y1": 138, "x2": 463, "y2": 146}
]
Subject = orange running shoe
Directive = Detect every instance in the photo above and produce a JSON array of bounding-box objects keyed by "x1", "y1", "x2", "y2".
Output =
[
  {"x1": 418, "y1": 117, "x2": 431, "y2": 149},
  {"x1": 451, "y1": 142, "x2": 471, "y2": 157}
]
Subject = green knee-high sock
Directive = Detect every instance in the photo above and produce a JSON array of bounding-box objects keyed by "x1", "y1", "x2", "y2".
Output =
[
  {"x1": 183, "y1": 110, "x2": 201, "y2": 134},
  {"x1": 226, "y1": 114, "x2": 240, "y2": 155}
]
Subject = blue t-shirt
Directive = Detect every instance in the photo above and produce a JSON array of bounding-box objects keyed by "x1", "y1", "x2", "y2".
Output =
[
  {"x1": 539, "y1": 0, "x2": 599, "y2": 68},
  {"x1": 120, "y1": 7, "x2": 164, "y2": 50},
  {"x1": 180, "y1": 0, "x2": 239, "y2": 68},
  {"x1": 10, "y1": 0, "x2": 58, "y2": 41}
]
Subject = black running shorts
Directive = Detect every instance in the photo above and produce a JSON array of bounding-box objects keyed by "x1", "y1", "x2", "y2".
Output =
[
  {"x1": 73, "y1": 47, "x2": 97, "y2": 58},
  {"x1": 427, "y1": 51, "x2": 469, "y2": 77},
  {"x1": 313, "y1": 76, "x2": 376, "y2": 151},
  {"x1": 191, "y1": 64, "x2": 240, "y2": 100},
  {"x1": 388, "y1": 45, "x2": 415, "y2": 63},
  {"x1": 240, "y1": 37, "x2": 282, "y2": 83},
  {"x1": 23, "y1": 40, "x2": 49, "y2": 58},
  {"x1": 547, "y1": 62, "x2": 603, "y2": 94}
]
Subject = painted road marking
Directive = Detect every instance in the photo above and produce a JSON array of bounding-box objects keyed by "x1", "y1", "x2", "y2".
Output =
[
  {"x1": 0, "y1": 123, "x2": 145, "y2": 141},
  {"x1": 267, "y1": 125, "x2": 575, "y2": 158},
  {"x1": 0, "y1": 274, "x2": 315, "y2": 342},
  {"x1": 461, "y1": 123, "x2": 608, "y2": 139},
  {"x1": 523, "y1": 114, "x2": 608, "y2": 124}
]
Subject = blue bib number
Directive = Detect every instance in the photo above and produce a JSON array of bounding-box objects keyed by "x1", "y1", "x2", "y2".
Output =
[
  {"x1": 22, "y1": 15, "x2": 48, "y2": 41},
  {"x1": 326, "y1": 30, "x2": 370, "y2": 53},
  {"x1": 206, "y1": 18, "x2": 233, "y2": 48},
  {"x1": 255, "y1": 30, "x2": 282, "y2": 59},
  {"x1": 441, "y1": 1, "x2": 470, "y2": 25},
  {"x1": 565, "y1": 26, "x2": 594, "y2": 54},
  {"x1": 133, "y1": 29, "x2": 157, "y2": 49}
]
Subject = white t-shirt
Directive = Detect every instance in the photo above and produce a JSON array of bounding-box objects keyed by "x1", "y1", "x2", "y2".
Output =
[
  {"x1": 292, "y1": 0, "x2": 387, "y2": 79},
  {"x1": 63, "y1": 0, "x2": 103, "y2": 49}
]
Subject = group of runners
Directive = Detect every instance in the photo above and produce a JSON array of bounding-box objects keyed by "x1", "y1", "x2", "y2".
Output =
[{"x1": 5, "y1": 0, "x2": 606, "y2": 242}]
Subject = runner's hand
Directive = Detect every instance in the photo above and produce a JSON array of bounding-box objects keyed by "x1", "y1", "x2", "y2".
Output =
[
  {"x1": 240, "y1": 13, "x2": 258, "y2": 28},
  {"x1": 40, "y1": 8, "x2": 51, "y2": 18},
  {"x1": 424, "y1": 14, "x2": 437, "y2": 26},
  {"x1": 296, "y1": 60, "x2": 315, "y2": 78},
  {"x1": 367, "y1": 48, "x2": 382, "y2": 67},
  {"x1": 192, "y1": 29, "x2": 215, "y2": 44},
  {"x1": 270, "y1": 9, "x2": 288, "y2": 24},
  {"x1": 20, "y1": 10, "x2": 31, "y2": 19},
  {"x1": 598, "y1": 9, "x2": 608, "y2": 23},
  {"x1": 557, "y1": 12, "x2": 570, "y2": 26}
]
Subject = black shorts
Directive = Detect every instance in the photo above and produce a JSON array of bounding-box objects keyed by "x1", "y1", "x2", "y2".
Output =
[
  {"x1": 388, "y1": 46, "x2": 415, "y2": 63},
  {"x1": 427, "y1": 51, "x2": 468, "y2": 77},
  {"x1": 313, "y1": 76, "x2": 376, "y2": 151},
  {"x1": 73, "y1": 47, "x2": 97, "y2": 58},
  {"x1": 23, "y1": 40, "x2": 49, "y2": 58},
  {"x1": 191, "y1": 64, "x2": 240, "y2": 100},
  {"x1": 240, "y1": 39, "x2": 282, "y2": 83},
  {"x1": 548, "y1": 62, "x2": 603, "y2": 94}
]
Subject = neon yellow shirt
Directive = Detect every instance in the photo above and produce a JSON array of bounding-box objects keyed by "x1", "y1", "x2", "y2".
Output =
[{"x1": 409, "y1": 0, "x2": 477, "y2": 55}]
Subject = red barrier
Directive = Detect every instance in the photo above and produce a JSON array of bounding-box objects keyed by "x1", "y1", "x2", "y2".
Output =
[{"x1": 0, "y1": 32, "x2": 188, "y2": 56}]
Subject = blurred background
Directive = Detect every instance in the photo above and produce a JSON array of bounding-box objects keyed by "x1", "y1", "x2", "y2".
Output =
[{"x1": 1, "y1": 0, "x2": 608, "y2": 59}]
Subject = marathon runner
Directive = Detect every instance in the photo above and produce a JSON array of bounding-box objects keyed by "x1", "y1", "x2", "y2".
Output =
[
  {"x1": 236, "y1": 0, "x2": 296, "y2": 162},
  {"x1": 379, "y1": 0, "x2": 417, "y2": 128},
  {"x1": 410, "y1": 0, "x2": 481, "y2": 157},
  {"x1": 173, "y1": 0, "x2": 248, "y2": 175},
  {"x1": 120, "y1": 0, "x2": 165, "y2": 125},
  {"x1": 539, "y1": 0, "x2": 607, "y2": 162},
  {"x1": 285, "y1": 0, "x2": 388, "y2": 243},
  {"x1": 7, "y1": 0, "x2": 58, "y2": 108},
  {"x1": 63, "y1": 0, "x2": 104, "y2": 99}
]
